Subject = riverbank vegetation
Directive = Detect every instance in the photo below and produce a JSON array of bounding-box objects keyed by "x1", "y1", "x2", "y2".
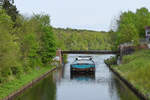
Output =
[
  {"x1": 106, "y1": 7, "x2": 150, "y2": 99},
  {"x1": 0, "y1": 11, "x2": 56, "y2": 83},
  {"x1": 104, "y1": 56, "x2": 117, "y2": 65},
  {"x1": 14, "y1": 70, "x2": 56, "y2": 100},
  {"x1": 110, "y1": 7, "x2": 150, "y2": 49},
  {"x1": 54, "y1": 28, "x2": 112, "y2": 50},
  {"x1": 0, "y1": 1, "x2": 56, "y2": 99},
  {"x1": 1, "y1": 0, "x2": 150, "y2": 99},
  {"x1": 0, "y1": 67, "x2": 54, "y2": 99},
  {"x1": 111, "y1": 50, "x2": 150, "y2": 99}
]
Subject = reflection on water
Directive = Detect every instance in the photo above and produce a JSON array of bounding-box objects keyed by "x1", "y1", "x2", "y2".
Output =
[
  {"x1": 14, "y1": 54, "x2": 140, "y2": 100},
  {"x1": 14, "y1": 73, "x2": 56, "y2": 100},
  {"x1": 113, "y1": 76, "x2": 140, "y2": 100},
  {"x1": 70, "y1": 72, "x2": 95, "y2": 81}
]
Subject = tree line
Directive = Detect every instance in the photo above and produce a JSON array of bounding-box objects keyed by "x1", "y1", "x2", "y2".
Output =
[
  {"x1": 110, "y1": 7, "x2": 150, "y2": 49},
  {"x1": 0, "y1": 1, "x2": 56, "y2": 83},
  {"x1": 1, "y1": 0, "x2": 149, "y2": 84},
  {"x1": 54, "y1": 28, "x2": 112, "y2": 50}
]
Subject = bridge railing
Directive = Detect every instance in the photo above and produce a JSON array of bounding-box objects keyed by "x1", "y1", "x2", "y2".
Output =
[
  {"x1": 56, "y1": 50, "x2": 120, "y2": 65},
  {"x1": 61, "y1": 50, "x2": 119, "y2": 54}
]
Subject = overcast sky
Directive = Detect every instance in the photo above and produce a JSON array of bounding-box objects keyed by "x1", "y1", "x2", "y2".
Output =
[{"x1": 14, "y1": 0, "x2": 150, "y2": 31}]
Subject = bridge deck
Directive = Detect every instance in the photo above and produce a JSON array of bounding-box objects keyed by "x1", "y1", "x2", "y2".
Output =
[{"x1": 61, "y1": 50, "x2": 119, "y2": 54}]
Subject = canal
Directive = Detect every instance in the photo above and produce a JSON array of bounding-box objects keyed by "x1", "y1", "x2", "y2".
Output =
[{"x1": 14, "y1": 54, "x2": 140, "y2": 100}]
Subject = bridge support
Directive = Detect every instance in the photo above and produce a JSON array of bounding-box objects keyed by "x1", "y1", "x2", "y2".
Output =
[{"x1": 56, "y1": 49, "x2": 63, "y2": 65}]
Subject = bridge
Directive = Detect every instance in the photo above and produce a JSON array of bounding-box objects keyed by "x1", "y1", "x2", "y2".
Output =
[
  {"x1": 56, "y1": 46, "x2": 136, "y2": 64},
  {"x1": 56, "y1": 50, "x2": 120, "y2": 64},
  {"x1": 61, "y1": 50, "x2": 119, "y2": 54}
]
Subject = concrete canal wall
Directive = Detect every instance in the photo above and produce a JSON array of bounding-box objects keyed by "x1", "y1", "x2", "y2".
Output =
[
  {"x1": 105, "y1": 63, "x2": 148, "y2": 100},
  {"x1": 2, "y1": 67, "x2": 57, "y2": 100}
]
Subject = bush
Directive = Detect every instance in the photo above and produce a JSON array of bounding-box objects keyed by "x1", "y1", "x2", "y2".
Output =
[
  {"x1": 40, "y1": 26, "x2": 56, "y2": 65},
  {"x1": 0, "y1": 9, "x2": 56, "y2": 83},
  {"x1": 0, "y1": 10, "x2": 21, "y2": 82},
  {"x1": 104, "y1": 56, "x2": 117, "y2": 65}
]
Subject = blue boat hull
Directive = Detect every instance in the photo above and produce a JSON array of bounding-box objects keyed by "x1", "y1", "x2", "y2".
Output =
[
  {"x1": 71, "y1": 64, "x2": 95, "y2": 69},
  {"x1": 70, "y1": 64, "x2": 95, "y2": 72}
]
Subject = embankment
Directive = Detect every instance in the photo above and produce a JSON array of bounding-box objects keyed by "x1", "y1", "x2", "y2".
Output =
[
  {"x1": 105, "y1": 50, "x2": 150, "y2": 100},
  {"x1": 0, "y1": 66, "x2": 56, "y2": 100}
]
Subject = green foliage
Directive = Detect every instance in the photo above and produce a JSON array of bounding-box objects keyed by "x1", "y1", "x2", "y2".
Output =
[
  {"x1": 135, "y1": 8, "x2": 150, "y2": 37},
  {"x1": 32, "y1": 14, "x2": 50, "y2": 26},
  {"x1": 41, "y1": 26, "x2": 56, "y2": 64},
  {"x1": 117, "y1": 23, "x2": 139, "y2": 45},
  {"x1": 108, "y1": 30, "x2": 119, "y2": 50},
  {"x1": 0, "y1": 9, "x2": 13, "y2": 29},
  {"x1": 112, "y1": 7, "x2": 150, "y2": 47},
  {"x1": 0, "y1": 67, "x2": 53, "y2": 99},
  {"x1": 2, "y1": 0, "x2": 18, "y2": 22},
  {"x1": 0, "y1": 10, "x2": 21, "y2": 81},
  {"x1": 0, "y1": 9, "x2": 56, "y2": 84},
  {"x1": 54, "y1": 28, "x2": 112, "y2": 50},
  {"x1": 14, "y1": 69, "x2": 56, "y2": 100},
  {"x1": 22, "y1": 33, "x2": 41, "y2": 69},
  {"x1": 104, "y1": 56, "x2": 117, "y2": 65},
  {"x1": 113, "y1": 50, "x2": 150, "y2": 99},
  {"x1": 62, "y1": 54, "x2": 67, "y2": 64}
]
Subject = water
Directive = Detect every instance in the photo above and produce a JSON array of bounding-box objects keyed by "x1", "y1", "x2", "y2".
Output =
[{"x1": 14, "y1": 54, "x2": 140, "y2": 100}]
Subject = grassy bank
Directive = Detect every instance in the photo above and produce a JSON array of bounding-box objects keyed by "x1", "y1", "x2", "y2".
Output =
[
  {"x1": 0, "y1": 66, "x2": 55, "y2": 99},
  {"x1": 110, "y1": 50, "x2": 150, "y2": 99},
  {"x1": 0, "y1": 7, "x2": 56, "y2": 100}
]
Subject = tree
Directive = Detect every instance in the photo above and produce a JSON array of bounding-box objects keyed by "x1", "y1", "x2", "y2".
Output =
[
  {"x1": 117, "y1": 23, "x2": 139, "y2": 45},
  {"x1": 41, "y1": 26, "x2": 56, "y2": 64},
  {"x1": 22, "y1": 33, "x2": 41, "y2": 69},
  {"x1": 135, "y1": 7, "x2": 150, "y2": 37},
  {"x1": 2, "y1": 0, "x2": 18, "y2": 22},
  {"x1": 117, "y1": 11, "x2": 136, "y2": 32},
  {"x1": 0, "y1": 10, "x2": 21, "y2": 80},
  {"x1": 113, "y1": 8, "x2": 150, "y2": 47}
]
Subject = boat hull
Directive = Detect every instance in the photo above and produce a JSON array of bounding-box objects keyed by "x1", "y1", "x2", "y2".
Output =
[{"x1": 70, "y1": 64, "x2": 95, "y2": 73}]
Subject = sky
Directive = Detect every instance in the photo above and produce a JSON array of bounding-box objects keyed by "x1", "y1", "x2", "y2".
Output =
[{"x1": 14, "y1": 0, "x2": 150, "y2": 31}]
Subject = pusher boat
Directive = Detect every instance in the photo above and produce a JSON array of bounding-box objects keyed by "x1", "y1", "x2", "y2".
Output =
[{"x1": 70, "y1": 56, "x2": 95, "y2": 73}]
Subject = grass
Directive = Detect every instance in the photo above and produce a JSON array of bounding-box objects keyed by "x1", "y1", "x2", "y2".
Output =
[
  {"x1": 0, "y1": 66, "x2": 55, "y2": 100},
  {"x1": 112, "y1": 50, "x2": 150, "y2": 99}
]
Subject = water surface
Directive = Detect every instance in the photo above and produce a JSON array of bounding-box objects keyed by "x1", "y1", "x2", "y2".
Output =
[{"x1": 14, "y1": 54, "x2": 140, "y2": 100}]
